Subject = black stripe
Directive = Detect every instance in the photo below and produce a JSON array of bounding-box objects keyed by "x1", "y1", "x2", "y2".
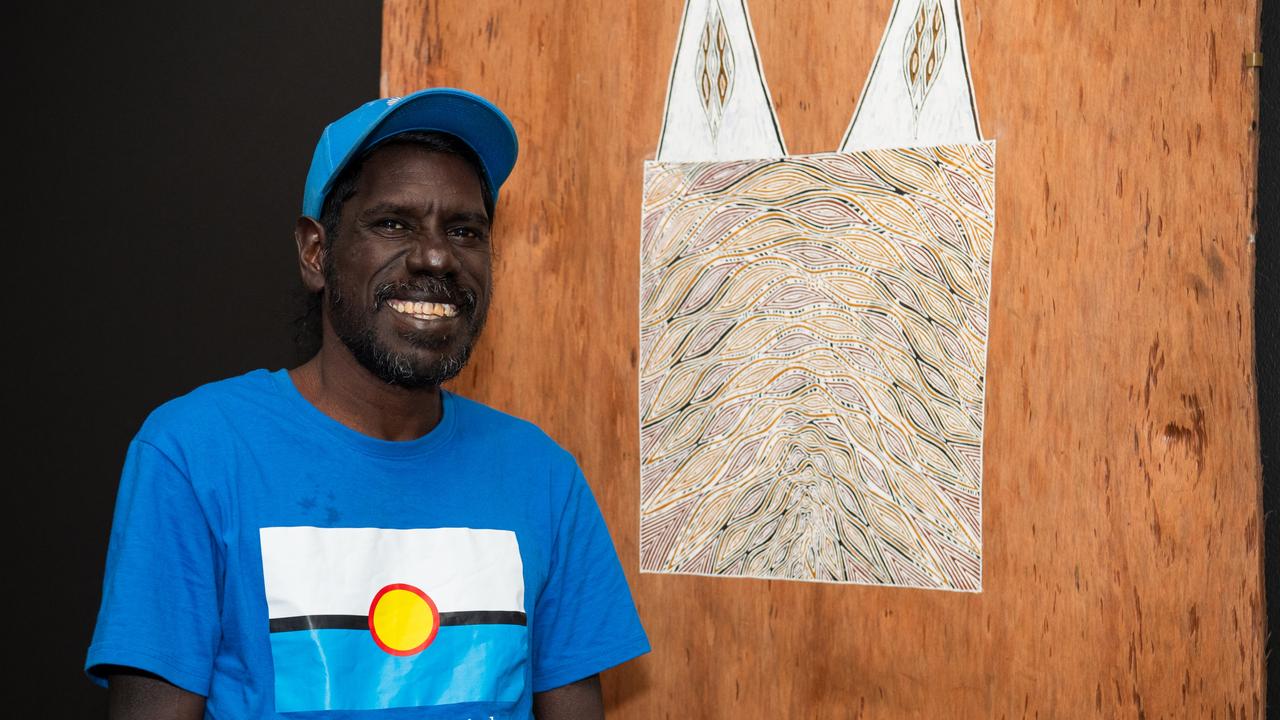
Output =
[
  {"x1": 269, "y1": 611, "x2": 528, "y2": 633},
  {"x1": 269, "y1": 615, "x2": 365, "y2": 633},
  {"x1": 439, "y1": 611, "x2": 526, "y2": 626}
]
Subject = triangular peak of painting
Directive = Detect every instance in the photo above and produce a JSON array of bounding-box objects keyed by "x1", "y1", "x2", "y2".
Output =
[
  {"x1": 655, "y1": 0, "x2": 786, "y2": 161},
  {"x1": 840, "y1": 0, "x2": 984, "y2": 152}
]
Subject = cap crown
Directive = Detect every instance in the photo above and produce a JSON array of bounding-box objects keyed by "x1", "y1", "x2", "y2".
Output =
[{"x1": 302, "y1": 88, "x2": 518, "y2": 218}]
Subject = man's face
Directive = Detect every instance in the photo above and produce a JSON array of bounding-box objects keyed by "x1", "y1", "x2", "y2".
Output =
[{"x1": 322, "y1": 144, "x2": 493, "y2": 388}]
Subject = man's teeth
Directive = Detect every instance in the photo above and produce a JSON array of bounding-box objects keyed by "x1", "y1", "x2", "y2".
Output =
[{"x1": 387, "y1": 299, "x2": 459, "y2": 318}]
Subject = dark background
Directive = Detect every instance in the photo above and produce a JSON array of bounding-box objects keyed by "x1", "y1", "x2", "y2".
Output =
[
  {"x1": 12, "y1": 2, "x2": 380, "y2": 716},
  {"x1": 11, "y1": 1, "x2": 1277, "y2": 716},
  {"x1": 1258, "y1": 0, "x2": 1278, "y2": 715}
]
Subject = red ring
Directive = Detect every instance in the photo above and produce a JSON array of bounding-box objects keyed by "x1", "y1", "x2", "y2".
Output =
[{"x1": 368, "y1": 582, "x2": 440, "y2": 656}]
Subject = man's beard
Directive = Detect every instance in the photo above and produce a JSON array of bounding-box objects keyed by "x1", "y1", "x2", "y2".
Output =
[{"x1": 325, "y1": 267, "x2": 488, "y2": 389}]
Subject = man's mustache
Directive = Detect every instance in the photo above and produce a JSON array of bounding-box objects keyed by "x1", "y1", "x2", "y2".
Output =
[{"x1": 373, "y1": 278, "x2": 477, "y2": 314}]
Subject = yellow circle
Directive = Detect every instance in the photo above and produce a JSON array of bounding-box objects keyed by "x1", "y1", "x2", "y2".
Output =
[{"x1": 370, "y1": 587, "x2": 436, "y2": 653}]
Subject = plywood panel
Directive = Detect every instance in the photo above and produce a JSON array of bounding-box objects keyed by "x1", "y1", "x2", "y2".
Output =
[{"x1": 382, "y1": 0, "x2": 1265, "y2": 716}]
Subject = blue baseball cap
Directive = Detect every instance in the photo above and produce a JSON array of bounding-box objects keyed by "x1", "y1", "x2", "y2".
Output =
[{"x1": 301, "y1": 87, "x2": 518, "y2": 218}]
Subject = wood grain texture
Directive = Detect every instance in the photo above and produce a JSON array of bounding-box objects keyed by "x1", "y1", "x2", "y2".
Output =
[{"x1": 382, "y1": 0, "x2": 1265, "y2": 716}]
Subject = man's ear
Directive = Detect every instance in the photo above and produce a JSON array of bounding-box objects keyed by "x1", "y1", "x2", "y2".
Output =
[{"x1": 295, "y1": 216, "x2": 327, "y2": 293}]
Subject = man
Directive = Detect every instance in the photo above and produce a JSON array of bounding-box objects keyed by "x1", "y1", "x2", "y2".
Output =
[{"x1": 86, "y1": 88, "x2": 649, "y2": 719}]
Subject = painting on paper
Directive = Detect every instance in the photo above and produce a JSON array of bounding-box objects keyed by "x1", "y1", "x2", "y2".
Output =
[{"x1": 639, "y1": 0, "x2": 993, "y2": 591}]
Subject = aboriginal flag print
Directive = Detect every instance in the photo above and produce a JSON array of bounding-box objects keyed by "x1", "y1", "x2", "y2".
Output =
[{"x1": 259, "y1": 526, "x2": 528, "y2": 713}]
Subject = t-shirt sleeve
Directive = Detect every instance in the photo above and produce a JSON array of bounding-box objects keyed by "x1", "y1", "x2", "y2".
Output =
[
  {"x1": 84, "y1": 439, "x2": 221, "y2": 695},
  {"x1": 531, "y1": 465, "x2": 650, "y2": 692}
]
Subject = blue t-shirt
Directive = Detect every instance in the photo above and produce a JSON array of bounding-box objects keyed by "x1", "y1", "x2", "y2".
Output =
[{"x1": 86, "y1": 369, "x2": 649, "y2": 719}]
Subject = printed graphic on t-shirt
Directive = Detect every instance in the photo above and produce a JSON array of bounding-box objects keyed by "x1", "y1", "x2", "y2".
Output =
[{"x1": 259, "y1": 526, "x2": 528, "y2": 713}]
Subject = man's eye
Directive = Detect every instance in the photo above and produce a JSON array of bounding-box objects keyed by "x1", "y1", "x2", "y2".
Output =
[
  {"x1": 449, "y1": 227, "x2": 486, "y2": 240},
  {"x1": 375, "y1": 219, "x2": 408, "y2": 231}
]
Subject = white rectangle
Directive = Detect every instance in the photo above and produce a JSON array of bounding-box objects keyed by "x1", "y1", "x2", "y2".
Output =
[{"x1": 260, "y1": 526, "x2": 524, "y2": 617}]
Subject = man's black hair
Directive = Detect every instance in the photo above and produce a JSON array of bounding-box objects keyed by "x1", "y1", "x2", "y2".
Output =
[{"x1": 293, "y1": 131, "x2": 495, "y2": 360}]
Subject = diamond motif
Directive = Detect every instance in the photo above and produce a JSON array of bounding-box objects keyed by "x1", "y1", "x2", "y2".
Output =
[
  {"x1": 902, "y1": 0, "x2": 948, "y2": 134},
  {"x1": 693, "y1": 0, "x2": 735, "y2": 140}
]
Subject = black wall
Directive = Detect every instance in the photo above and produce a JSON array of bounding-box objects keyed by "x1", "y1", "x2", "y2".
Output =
[
  {"x1": 1258, "y1": 1, "x2": 1278, "y2": 715},
  {"x1": 13, "y1": 2, "x2": 379, "y2": 714}
]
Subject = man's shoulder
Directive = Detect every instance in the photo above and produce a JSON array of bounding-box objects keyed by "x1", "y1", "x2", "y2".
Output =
[
  {"x1": 137, "y1": 368, "x2": 280, "y2": 443},
  {"x1": 448, "y1": 393, "x2": 573, "y2": 460}
]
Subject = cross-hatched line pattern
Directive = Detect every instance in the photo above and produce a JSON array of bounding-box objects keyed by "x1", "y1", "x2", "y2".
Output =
[{"x1": 639, "y1": 142, "x2": 994, "y2": 590}]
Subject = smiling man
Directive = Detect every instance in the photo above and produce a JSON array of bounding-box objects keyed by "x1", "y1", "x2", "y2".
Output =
[{"x1": 85, "y1": 89, "x2": 649, "y2": 720}]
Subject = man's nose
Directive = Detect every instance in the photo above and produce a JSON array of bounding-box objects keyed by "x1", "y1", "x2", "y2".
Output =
[{"x1": 405, "y1": 228, "x2": 459, "y2": 275}]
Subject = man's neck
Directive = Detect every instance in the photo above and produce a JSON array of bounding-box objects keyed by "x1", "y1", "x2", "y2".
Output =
[{"x1": 289, "y1": 343, "x2": 443, "y2": 442}]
